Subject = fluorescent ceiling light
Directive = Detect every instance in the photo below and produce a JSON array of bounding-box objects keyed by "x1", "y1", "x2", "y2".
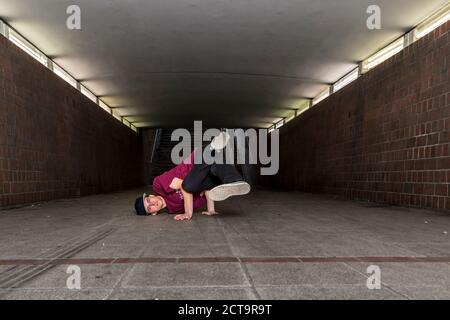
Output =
[
  {"x1": 98, "y1": 100, "x2": 111, "y2": 114},
  {"x1": 333, "y1": 68, "x2": 359, "y2": 92},
  {"x1": 285, "y1": 112, "x2": 295, "y2": 123},
  {"x1": 130, "y1": 125, "x2": 138, "y2": 133},
  {"x1": 80, "y1": 85, "x2": 97, "y2": 103},
  {"x1": 123, "y1": 118, "x2": 131, "y2": 127},
  {"x1": 297, "y1": 108, "x2": 309, "y2": 116},
  {"x1": 416, "y1": 4, "x2": 450, "y2": 39},
  {"x1": 112, "y1": 108, "x2": 122, "y2": 121},
  {"x1": 362, "y1": 38, "x2": 404, "y2": 72},
  {"x1": 0, "y1": 20, "x2": 7, "y2": 37},
  {"x1": 133, "y1": 122, "x2": 153, "y2": 128},
  {"x1": 276, "y1": 120, "x2": 284, "y2": 129},
  {"x1": 312, "y1": 87, "x2": 330, "y2": 106},
  {"x1": 1, "y1": 18, "x2": 135, "y2": 133},
  {"x1": 295, "y1": 100, "x2": 311, "y2": 117},
  {"x1": 8, "y1": 29, "x2": 47, "y2": 66},
  {"x1": 53, "y1": 63, "x2": 77, "y2": 88},
  {"x1": 295, "y1": 100, "x2": 311, "y2": 116}
]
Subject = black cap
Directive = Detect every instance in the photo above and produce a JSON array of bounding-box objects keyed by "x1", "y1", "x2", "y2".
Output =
[{"x1": 134, "y1": 194, "x2": 147, "y2": 216}]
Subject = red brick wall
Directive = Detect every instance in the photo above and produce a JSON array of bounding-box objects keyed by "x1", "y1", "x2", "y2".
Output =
[
  {"x1": 261, "y1": 21, "x2": 450, "y2": 210},
  {"x1": 0, "y1": 35, "x2": 148, "y2": 208}
]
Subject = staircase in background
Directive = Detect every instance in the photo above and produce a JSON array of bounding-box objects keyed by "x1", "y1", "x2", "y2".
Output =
[
  {"x1": 150, "y1": 129, "x2": 206, "y2": 181},
  {"x1": 150, "y1": 129, "x2": 176, "y2": 180}
]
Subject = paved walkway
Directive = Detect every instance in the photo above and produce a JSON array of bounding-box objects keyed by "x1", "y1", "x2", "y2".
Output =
[{"x1": 0, "y1": 188, "x2": 449, "y2": 299}]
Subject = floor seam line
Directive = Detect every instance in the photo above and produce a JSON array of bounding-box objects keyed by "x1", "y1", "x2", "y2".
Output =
[
  {"x1": 342, "y1": 262, "x2": 411, "y2": 300},
  {"x1": 105, "y1": 244, "x2": 148, "y2": 300},
  {"x1": 217, "y1": 217, "x2": 261, "y2": 300}
]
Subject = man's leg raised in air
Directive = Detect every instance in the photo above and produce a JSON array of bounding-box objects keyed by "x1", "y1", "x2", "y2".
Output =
[
  {"x1": 182, "y1": 132, "x2": 251, "y2": 201},
  {"x1": 181, "y1": 132, "x2": 231, "y2": 194},
  {"x1": 207, "y1": 164, "x2": 251, "y2": 202}
]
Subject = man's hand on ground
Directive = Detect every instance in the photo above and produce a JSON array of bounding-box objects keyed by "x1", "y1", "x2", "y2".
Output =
[
  {"x1": 202, "y1": 211, "x2": 219, "y2": 216},
  {"x1": 174, "y1": 213, "x2": 192, "y2": 221}
]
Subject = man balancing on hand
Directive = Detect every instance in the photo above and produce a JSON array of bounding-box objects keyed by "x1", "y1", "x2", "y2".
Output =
[{"x1": 134, "y1": 132, "x2": 251, "y2": 221}]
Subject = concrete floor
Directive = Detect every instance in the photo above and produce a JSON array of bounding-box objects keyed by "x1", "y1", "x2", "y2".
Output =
[{"x1": 0, "y1": 188, "x2": 449, "y2": 300}]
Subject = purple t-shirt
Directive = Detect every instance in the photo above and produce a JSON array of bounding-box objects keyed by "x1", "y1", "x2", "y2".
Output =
[{"x1": 152, "y1": 151, "x2": 206, "y2": 214}]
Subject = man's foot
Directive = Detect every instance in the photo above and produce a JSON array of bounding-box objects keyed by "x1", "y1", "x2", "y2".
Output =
[
  {"x1": 210, "y1": 132, "x2": 231, "y2": 151},
  {"x1": 208, "y1": 181, "x2": 251, "y2": 202}
]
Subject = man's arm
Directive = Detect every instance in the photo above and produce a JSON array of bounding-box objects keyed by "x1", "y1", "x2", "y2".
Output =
[
  {"x1": 169, "y1": 178, "x2": 183, "y2": 190},
  {"x1": 170, "y1": 178, "x2": 194, "y2": 221},
  {"x1": 202, "y1": 191, "x2": 218, "y2": 216},
  {"x1": 174, "y1": 186, "x2": 194, "y2": 221}
]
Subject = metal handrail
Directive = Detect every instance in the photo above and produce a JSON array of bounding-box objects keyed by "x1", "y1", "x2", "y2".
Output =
[{"x1": 150, "y1": 128, "x2": 162, "y2": 164}]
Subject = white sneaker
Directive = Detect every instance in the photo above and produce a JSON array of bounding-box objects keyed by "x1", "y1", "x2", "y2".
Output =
[
  {"x1": 208, "y1": 182, "x2": 251, "y2": 202},
  {"x1": 210, "y1": 132, "x2": 231, "y2": 151}
]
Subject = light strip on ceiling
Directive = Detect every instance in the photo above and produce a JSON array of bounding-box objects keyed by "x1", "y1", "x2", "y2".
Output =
[
  {"x1": 415, "y1": 3, "x2": 450, "y2": 39},
  {"x1": 333, "y1": 68, "x2": 359, "y2": 92},
  {"x1": 123, "y1": 118, "x2": 131, "y2": 128},
  {"x1": 112, "y1": 108, "x2": 122, "y2": 122},
  {"x1": 80, "y1": 85, "x2": 97, "y2": 103},
  {"x1": 312, "y1": 87, "x2": 331, "y2": 106},
  {"x1": 8, "y1": 29, "x2": 48, "y2": 66},
  {"x1": 0, "y1": 20, "x2": 7, "y2": 37},
  {"x1": 285, "y1": 112, "x2": 296, "y2": 124},
  {"x1": 98, "y1": 100, "x2": 112, "y2": 114},
  {"x1": 296, "y1": 100, "x2": 312, "y2": 115},
  {"x1": 276, "y1": 119, "x2": 285, "y2": 129},
  {"x1": 361, "y1": 38, "x2": 404, "y2": 73},
  {"x1": 0, "y1": 18, "x2": 137, "y2": 133},
  {"x1": 274, "y1": 2, "x2": 448, "y2": 130},
  {"x1": 53, "y1": 63, "x2": 77, "y2": 88}
]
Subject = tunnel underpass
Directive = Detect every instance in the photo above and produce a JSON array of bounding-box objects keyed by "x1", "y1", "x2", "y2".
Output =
[{"x1": 0, "y1": 0, "x2": 450, "y2": 301}]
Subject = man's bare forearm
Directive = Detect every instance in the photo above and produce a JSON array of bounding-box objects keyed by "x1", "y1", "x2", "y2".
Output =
[
  {"x1": 181, "y1": 187, "x2": 194, "y2": 218},
  {"x1": 206, "y1": 191, "x2": 215, "y2": 213}
]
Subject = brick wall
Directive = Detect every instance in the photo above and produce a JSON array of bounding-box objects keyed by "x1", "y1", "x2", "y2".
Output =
[
  {"x1": 260, "y1": 21, "x2": 450, "y2": 210},
  {"x1": 0, "y1": 34, "x2": 149, "y2": 208}
]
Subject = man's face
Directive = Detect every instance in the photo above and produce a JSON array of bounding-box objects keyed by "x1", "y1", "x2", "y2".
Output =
[{"x1": 144, "y1": 195, "x2": 164, "y2": 215}]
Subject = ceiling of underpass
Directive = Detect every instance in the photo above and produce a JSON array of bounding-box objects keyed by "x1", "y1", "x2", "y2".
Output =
[{"x1": 0, "y1": 0, "x2": 447, "y2": 128}]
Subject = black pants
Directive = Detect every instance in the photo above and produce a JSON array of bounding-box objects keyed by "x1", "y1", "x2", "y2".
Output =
[{"x1": 182, "y1": 151, "x2": 243, "y2": 194}]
